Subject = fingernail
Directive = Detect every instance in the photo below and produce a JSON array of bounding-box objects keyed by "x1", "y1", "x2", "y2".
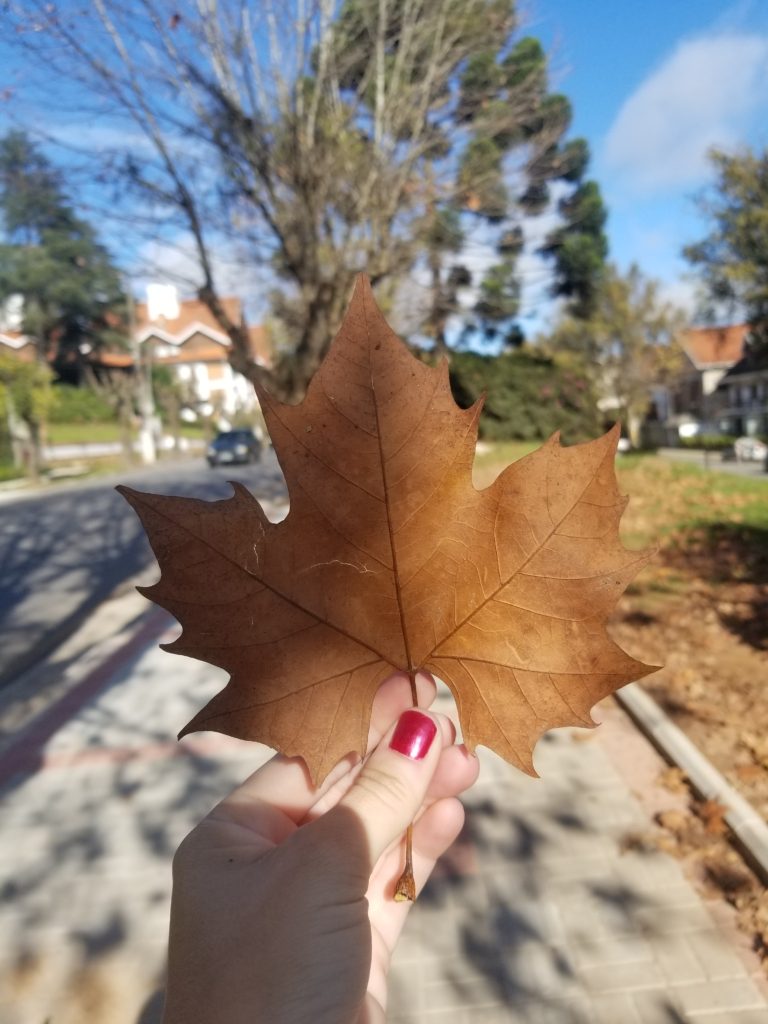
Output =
[{"x1": 389, "y1": 710, "x2": 437, "y2": 760}]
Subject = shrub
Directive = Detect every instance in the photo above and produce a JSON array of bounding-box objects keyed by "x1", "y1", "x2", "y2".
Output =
[
  {"x1": 449, "y1": 349, "x2": 601, "y2": 442},
  {"x1": 679, "y1": 434, "x2": 734, "y2": 451},
  {"x1": 49, "y1": 384, "x2": 116, "y2": 423}
]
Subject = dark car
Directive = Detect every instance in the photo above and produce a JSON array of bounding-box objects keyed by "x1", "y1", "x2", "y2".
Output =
[{"x1": 207, "y1": 429, "x2": 261, "y2": 467}]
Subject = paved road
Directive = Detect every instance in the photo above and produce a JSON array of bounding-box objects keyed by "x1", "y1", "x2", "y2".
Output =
[{"x1": 0, "y1": 453, "x2": 288, "y2": 688}]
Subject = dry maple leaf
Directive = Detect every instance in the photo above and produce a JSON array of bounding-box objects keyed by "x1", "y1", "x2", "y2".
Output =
[{"x1": 119, "y1": 276, "x2": 655, "y2": 786}]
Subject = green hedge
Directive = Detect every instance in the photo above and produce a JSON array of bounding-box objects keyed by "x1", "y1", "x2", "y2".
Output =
[
  {"x1": 49, "y1": 384, "x2": 116, "y2": 424},
  {"x1": 679, "y1": 434, "x2": 734, "y2": 451},
  {"x1": 449, "y1": 349, "x2": 601, "y2": 442}
]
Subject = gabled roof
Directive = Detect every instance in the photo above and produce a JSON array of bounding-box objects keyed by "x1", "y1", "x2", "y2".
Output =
[
  {"x1": 719, "y1": 346, "x2": 768, "y2": 381},
  {"x1": 136, "y1": 321, "x2": 231, "y2": 348},
  {"x1": 134, "y1": 295, "x2": 271, "y2": 366},
  {"x1": 680, "y1": 324, "x2": 748, "y2": 369},
  {"x1": 157, "y1": 339, "x2": 231, "y2": 365},
  {"x1": 0, "y1": 330, "x2": 35, "y2": 351},
  {"x1": 134, "y1": 296, "x2": 242, "y2": 338}
]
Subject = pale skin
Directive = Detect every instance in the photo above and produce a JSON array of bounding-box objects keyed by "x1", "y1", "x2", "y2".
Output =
[{"x1": 163, "y1": 671, "x2": 480, "y2": 1024}]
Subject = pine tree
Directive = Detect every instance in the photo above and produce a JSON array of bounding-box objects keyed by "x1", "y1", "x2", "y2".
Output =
[{"x1": 0, "y1": 131, "x2": 126, "y2": 382}]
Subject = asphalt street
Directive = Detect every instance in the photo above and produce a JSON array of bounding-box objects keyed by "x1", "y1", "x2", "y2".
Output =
[{"x1": 0, "y1": 451, "x2": 288, "y2": 688}]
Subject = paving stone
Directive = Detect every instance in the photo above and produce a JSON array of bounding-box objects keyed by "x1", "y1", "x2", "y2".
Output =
[
  {"x1": 673, "y1": 977, "x2": 767, "y2": 1015},
  {"x1": 635, "y1": 901, "x2": 717, "y2": 935},
  {"x1": 651, "y1": 933, "x2": 708, "y2": 985},
  {"x1": 631, "y1": 988, "x2": 687, "y2": 1022},
  {"x1": 568, "y1": 935, "x2": 655, "y2": 969},
  {"x1": 420, "y1": 1011, "x2": 465, "y2": 1024},
  {"x1": 686, "y1": 928, "x2": 750, "y2": 980},
  {"x1": 590, "y1": 991, "x2": 643, "y2": 1024},
  {"x1": 685, "y1": 1013, "x2": 768, "y2": 1024},
  {"x1": 423, "y1": 976, "x2": 500, "y2": 1011},
  {"x1": 577, "y1": 959, "x2": 666, "y2": 993}
]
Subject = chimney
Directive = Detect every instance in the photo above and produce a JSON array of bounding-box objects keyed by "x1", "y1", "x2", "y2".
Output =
[
  {"x1": 146, "y1": 283, "x2": 180, "y2": 322},
  {"x1": 0, "y1": 294, "x2": 24, "y2": 332}
]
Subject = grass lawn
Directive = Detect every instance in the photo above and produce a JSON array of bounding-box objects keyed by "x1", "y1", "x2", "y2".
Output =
[
  {"x1": 47, "y1": 421, "x2": 208, "y2": 446},
  {"x1": 618, "y1": 455, "x2": 768, "y2": 542},
  {"x1": 47, "y1": 421, "x2": 124, "y2": 445},
  {"x1": 472, "y1": 441, "x2": 767, "y2": 541},
  {"x1": 472, "y1": 439, "x2": 540, "y2": 487},
  {"x1": 0, "y1": 463, "x2": 23, "y2": 482}
]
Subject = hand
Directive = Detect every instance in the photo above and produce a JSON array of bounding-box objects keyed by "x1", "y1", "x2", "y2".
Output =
[{"x1": 162, "y1": 671, "x2": 479, "y2": 1024}]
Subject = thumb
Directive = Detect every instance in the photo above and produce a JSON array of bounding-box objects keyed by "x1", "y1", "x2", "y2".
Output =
[{"x1": 338, "y1": 709, "x2": 449, "y2": 865}]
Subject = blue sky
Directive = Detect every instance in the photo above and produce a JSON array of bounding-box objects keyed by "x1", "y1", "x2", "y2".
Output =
[{"x1": 531, "y1": 0, "x2": 768, "y2": 317}]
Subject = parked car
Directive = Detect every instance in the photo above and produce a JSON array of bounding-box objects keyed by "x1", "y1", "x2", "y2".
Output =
[
  {"x1": 733, "y1": 436, "x2": 768, "y2": 463},
  {"x1": 207, "y1": 429, "x2": 261, "y2": 467}
]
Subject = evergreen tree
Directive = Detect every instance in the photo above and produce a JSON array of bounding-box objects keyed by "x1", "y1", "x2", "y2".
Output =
[
  {"x1": 422, "y1": 38, "x2": 608, "y2": 351},
  {"x1": 0, "y1": 131, "x2": 126, "y2": 382},
  {"x1": 684, "y1": 145, "x2": 768, "y2": 354}
]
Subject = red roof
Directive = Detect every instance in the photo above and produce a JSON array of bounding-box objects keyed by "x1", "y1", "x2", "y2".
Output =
[
  {"x1": 681, "y1": 325, "x2": 747, "y2": 368},
  {"x1": 135, "y1": 296, "x2": 242, "y2": 337}
]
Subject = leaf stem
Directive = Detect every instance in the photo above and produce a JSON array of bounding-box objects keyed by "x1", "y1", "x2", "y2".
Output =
[
  {"x1": 394, "y1": 669, "x2": 419, "y2": 902},
  {"x1": 394, "y1": 827, "x2": 416, "y2": 902}
]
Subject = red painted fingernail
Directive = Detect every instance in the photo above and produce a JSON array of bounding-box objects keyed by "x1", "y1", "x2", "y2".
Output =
[{"x1": 389, "y1": 710, "x2": 437, "y2": 760}]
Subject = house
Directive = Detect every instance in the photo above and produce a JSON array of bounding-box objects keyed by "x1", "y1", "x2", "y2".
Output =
[
  {"x1": 0, "y1": 329, "x2": 37, "y2": 363},
  {"x1": 0, "y1": 296, "x2": 37, "y2": 363},
  {"x1": 134, "y1": 284, "x2": 270, "y2": 419},
  {"x1": 712, "y1": 346, "x2": 768, "y2": 438},
  {"x1": 665, "y1": 324, "x2": 747, "y2": 434},
  {"x1": 0, "y1": 286, "x2": 270, "y2": 422}
]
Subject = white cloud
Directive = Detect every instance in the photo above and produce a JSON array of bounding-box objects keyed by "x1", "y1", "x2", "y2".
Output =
[
  {"x1": 659, "y1": 276, "x2": 699, "y2": 317},
  {"x1": 603, "y1": 32, "x2": 768, "y2": 193}
]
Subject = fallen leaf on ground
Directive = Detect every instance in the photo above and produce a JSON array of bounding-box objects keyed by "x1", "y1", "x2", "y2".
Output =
[
  {"x1": 120, "y1": 276, "x2": 655, "y2": 784},
  {"x1": 658, "y1": 766, "x2": 689, "y2": 793},
  {"x1": 696, "y1": 799, "x2": 729, "y2": 837}
]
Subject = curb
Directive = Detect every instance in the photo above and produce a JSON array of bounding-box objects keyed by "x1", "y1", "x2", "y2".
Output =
[{"x1": 616, "y1": 681, "x2": 768, "y2": 885}]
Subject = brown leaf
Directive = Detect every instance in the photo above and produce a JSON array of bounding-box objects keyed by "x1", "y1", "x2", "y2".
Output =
[
  {"x1": 658, "y1": 766, "x2": 689, "y2": 794},
  {"x1": 696, "y1": 799, "x2": 729, "y2": 837},
  {"x1": 119, "y1": 276, "x2": 655, "y2": 784}
]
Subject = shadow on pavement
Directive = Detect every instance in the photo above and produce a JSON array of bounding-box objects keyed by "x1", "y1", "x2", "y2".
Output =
[
  {"x1": 0, "y1": 451, "x2": 288, "y2": 689},
  {"x1": 0, "y1": 645, "x2": 269, "y2": 1024},
  {"x1": 388, "y1": 732, "x2": 689, "y2": 1023},
  {"x1": 0, "y1": 450, "x2": 288, "y2": 684}
]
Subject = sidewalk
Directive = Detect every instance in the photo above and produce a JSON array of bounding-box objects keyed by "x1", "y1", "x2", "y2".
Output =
[{"x1": 1, "y1": 612, "x2": 767, "y2": 1024}]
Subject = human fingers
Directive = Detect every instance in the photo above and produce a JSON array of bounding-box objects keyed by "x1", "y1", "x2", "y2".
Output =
[
  {"x1": 207, "y1": 671, "x2": 437, "y2": 841},
  {"x1": 307, "y1": 683, "x2": 458, "y2": 820},
  {"x1": 332, "y1": 709, "x2": 454, "y2": 866},
  {"x1": 425, "y1": 742, "x2": 479, "y2": 802},
  {"x1": 366, "y1": 797, "x2": 468, "y2": 1007}
]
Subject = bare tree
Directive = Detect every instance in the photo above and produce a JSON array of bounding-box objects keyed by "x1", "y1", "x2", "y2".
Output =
[{"x1": 7, "y1": 0, "x2": 586, "y2": 398}]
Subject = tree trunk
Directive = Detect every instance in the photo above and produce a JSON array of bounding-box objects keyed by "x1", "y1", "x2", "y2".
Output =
[
  {"x1": 274, "y1": 279, "x2": 354, "y2": 403},
  {"x1": 26, "y1": 419, "x2": 42, "y2": 481},
  {"x1": 5, "y1": 395, "x2": 25, "y2": 470},
  {"x1": 118, "y1": 397, "x2": 135, "y2": 463},
  {"x1": 428, "y1": 258, "x2": 450, "y2": 361}
]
